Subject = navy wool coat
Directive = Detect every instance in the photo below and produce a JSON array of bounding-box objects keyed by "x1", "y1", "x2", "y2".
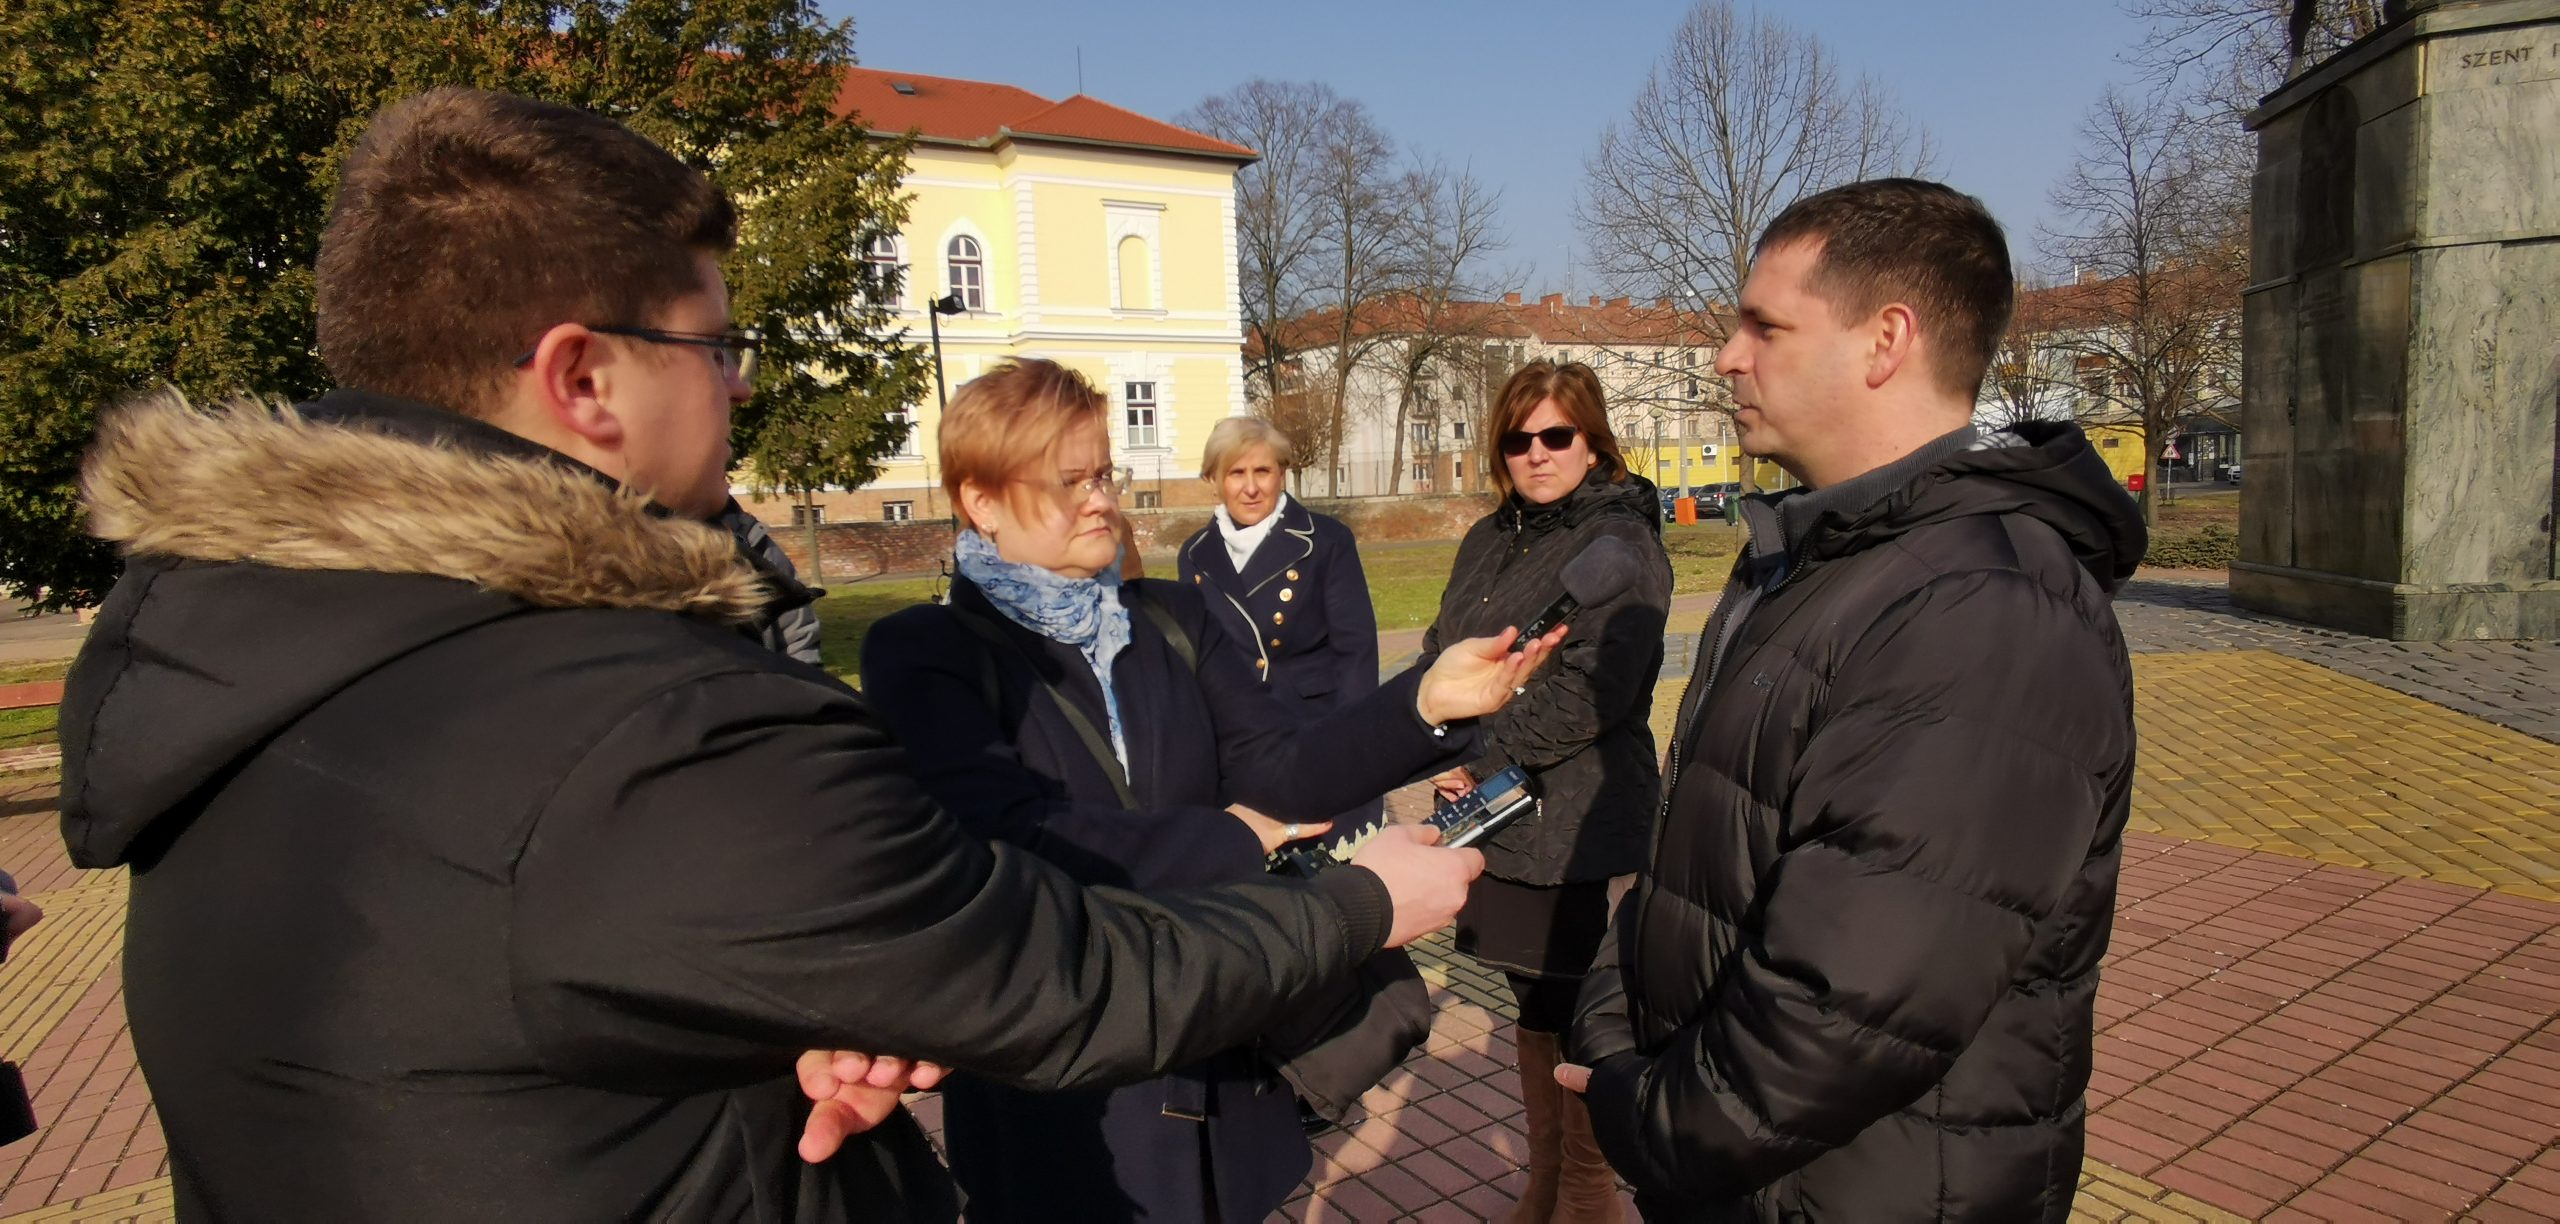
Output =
[
  {"x1": 1178, "y1": 498, "x2": 1382, "y2": 833},
  {"x1": 860, "y1": 575, "x2": 1456, "y2": 1223}
]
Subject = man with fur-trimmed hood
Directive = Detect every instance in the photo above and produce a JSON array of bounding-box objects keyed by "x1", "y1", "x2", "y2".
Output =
[{"x1": 54, "y1": 88, "x2": 1554, "y2": 1220}]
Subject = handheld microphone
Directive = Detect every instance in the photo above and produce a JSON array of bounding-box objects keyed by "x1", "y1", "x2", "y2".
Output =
[{"x1": 1511, "y1": 536, "x2": 1647, "y2": 650}]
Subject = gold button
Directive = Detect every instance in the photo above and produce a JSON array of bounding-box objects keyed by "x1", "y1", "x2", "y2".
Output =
[
  {"x1": 1287, "y1": 569, "x2": 1300, "y2": 581},
  {"x1": 1279, "y1": 589, "x2": 1294, "y2": 602},
  {"x1": 1270, "y1": 637, "x2": 1282, "y2": 647},
  {"x1": 1273, "y1": 612, "x2": 1285, "y2": 625},
  {"x1": 1193, "y1": 574, "x2": 1202, "y2": 584}
]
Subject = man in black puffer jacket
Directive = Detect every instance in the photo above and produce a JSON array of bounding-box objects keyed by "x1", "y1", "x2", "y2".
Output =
[
  {"x1": 1565, "y1": 179, "x2": 2146, "y2": 1221},
  {"x1": 57, "y1": 88, "x2": 1523, "y2": 1222}
]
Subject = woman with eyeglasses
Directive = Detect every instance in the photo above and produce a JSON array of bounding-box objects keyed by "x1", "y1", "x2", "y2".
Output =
[
  {"x1": 860, "y1": 358, "x2": 1564, "y2": 1223},
  {"x1": 1421, "y1": 360, "x2": 1671, "y2": 1223}
]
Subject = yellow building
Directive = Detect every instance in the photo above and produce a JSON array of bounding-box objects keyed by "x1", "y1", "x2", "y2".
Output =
[{"x1": 739, "y1": 67, "x2": 1256, "y2": 527}]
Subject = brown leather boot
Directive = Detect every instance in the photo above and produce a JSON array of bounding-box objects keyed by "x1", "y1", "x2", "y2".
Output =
[
  {"x1": 1555, "y1": 1078, "x2": 1626, "y2": 1223},
  {"x1": 1505, "y1": 1026, "x2": 1564, "y2": 1223}
]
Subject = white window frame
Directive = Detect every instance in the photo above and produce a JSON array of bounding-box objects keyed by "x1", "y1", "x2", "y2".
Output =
[
  {"x1": 885, "y1": 401, "x2": 920, "y2": 457},
  {"x1": 864, "y1": 234, "x2": 906, "y2": 310},
  {"x1": 946, "y1": 235, "x2": 986, "y2": 312},
  {"x1": 882, "y1": 500, "x2": 915, "y2": 522},
  {"x1": 1124, "y1": 381, "x2": 1160, "y2": 449}
]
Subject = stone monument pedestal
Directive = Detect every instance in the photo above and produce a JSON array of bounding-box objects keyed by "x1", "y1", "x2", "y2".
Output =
[{"x1": 2236, "y1": 0, "x2": 2560, "y2": 639}]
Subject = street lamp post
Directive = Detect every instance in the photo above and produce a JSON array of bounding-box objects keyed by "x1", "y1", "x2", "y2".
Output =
[
  {"x1": 926, "y1": 292, "x2": 966, "y2": 525},
  {"x1": 926, "y1": 292, "x2": 967, "y2": 408}
]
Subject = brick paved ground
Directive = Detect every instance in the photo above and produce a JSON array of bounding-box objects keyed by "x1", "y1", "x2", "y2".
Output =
[
  {"x1": 4, "y1": 572, "x2": 2557, "y2": 1222},
  {"x1": 2115, "y1": 579, "x2": 2560, "y2": 746}
]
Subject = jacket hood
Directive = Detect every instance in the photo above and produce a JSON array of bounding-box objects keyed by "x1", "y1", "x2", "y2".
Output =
[
  {"x1": 1791, "y1": 421, "x2": 2147, "y2": 592},
  {"x1": 60, "y1": 389, "x2": 773, "y2": 868}
]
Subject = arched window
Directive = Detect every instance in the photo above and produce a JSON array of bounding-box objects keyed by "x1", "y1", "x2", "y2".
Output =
[
  {"x1": 1116, "y1": 235, "x2": 1152, "y2": 310},
  {"x1": 864, "y1": 235, "x2": 905, "y2": 309},
  {"x1": 945, "y1": 235, "x2": 985, "y2": 312}
]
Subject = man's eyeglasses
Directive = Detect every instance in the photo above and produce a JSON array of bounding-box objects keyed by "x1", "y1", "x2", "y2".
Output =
[
  {"x1": 1499, "y1": 425, "x2": 1582, "y2": 457},
  {"x1": 514, "y1": 326, "x2": 763, "y2": 385}
]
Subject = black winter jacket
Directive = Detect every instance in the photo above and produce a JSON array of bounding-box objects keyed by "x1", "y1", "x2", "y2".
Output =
[
  {"x1": 58, "y1": 391, "x2": 1397, "y2": 1223},
  {"x1": 859, "y1": 577, "x2": 1458, "y2": 1222},
  {"x1": 1568, "y1": 423, "x2": 2146, "y2": 1222},
  {"x1": 1421, "y1": 472, "x2": 1673, "y2": 886}
]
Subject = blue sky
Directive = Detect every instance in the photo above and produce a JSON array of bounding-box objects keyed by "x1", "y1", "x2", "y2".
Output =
[{"x1": 826, "y1": 0, "x2": 2158, "y2": 290}]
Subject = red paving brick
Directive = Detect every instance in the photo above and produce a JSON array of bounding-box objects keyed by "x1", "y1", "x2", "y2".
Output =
[
  {"x1": 2087, "y1": 835, "x2": 2560, "y2": 1220},
  {"x1": 4, "y1": 782, "x2": 2558, "y2": 1221}
]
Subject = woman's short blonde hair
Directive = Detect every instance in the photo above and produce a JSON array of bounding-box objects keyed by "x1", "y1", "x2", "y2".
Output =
[
  {"x1": 1198, "y1": 416, "x2": 1295, "y2": 481},
  {"x1": 939, "y1": 358, "x2": 1108, "y2": 532}
]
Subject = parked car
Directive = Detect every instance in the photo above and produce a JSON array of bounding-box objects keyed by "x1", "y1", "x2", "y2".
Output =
[
  {"x1": 1660, "y1": 482, "x2": 1748, "y2": 523},
  {"x1": 2226, "y1": 462, "x2": 2244, "y2": 484}
]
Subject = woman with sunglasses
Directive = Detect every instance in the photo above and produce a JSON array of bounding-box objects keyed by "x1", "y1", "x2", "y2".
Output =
[
  {"x1": 1421, "y1": 360, "x2": 1671, "y2": 1223},
  {"x1": 860, "y1": 358, "x2": 1563, "y2": 1223}
]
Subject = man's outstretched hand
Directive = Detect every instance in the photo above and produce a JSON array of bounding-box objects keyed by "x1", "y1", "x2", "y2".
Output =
[
  {"x1": 1350, "y1": 823, "x2": 1485, "y2": 948},
  {"x1": 796, "y1": 1050, "x2": 947, "y2": 1163},
  {"x1": 1416, "y1": 623, "x2": 1571, "y2": 727}
]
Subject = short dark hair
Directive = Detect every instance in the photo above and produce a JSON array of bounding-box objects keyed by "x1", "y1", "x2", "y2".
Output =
[
  {"x1": 1756, "y1": 178, "x2": 2013, "y2": 399},
  {"x1": 315, "y1": 88, "x2": 738, "y2": 416},
  {"x1": 1484, "y1": 361, "x2": 1627, "y2": 496}
]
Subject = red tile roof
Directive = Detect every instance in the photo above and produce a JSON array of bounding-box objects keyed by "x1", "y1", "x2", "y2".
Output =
[
  {"x1": 1254, "y1": 293, "x2": 1729, "y2": 356},
  {"x1": 833, "y1": 66, "x2": 1254, "y2": 162}
]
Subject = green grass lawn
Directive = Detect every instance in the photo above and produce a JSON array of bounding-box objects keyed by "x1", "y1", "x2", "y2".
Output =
[
  {"x1": 0, "y1": 659, "x2": 71, "y2": 687},
  {"x1": 0, "y1": 705, "x2": 57, "y2": 751},
  {"x1": 2154, "y1": 489, "x2": 2239, "y2": 529},
  {"x1": 0, "y1": 658, "x2": 69, "y2": 750},
  {"x1": 808, "y1": 520, "x2": 1747, "y2": 685}
]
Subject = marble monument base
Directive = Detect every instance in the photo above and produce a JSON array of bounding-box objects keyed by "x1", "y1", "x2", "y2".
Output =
[
  {"x1": 2234, "y1": 0, "x2": 2560, "y2": 641},
  {"x1": 2233, "y1": 561, "x2": 2560, "y2": 640}
]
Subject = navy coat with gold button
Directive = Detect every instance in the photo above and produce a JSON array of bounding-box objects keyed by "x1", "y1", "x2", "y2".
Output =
[{"x1": 1179, "y1": 496, "x2": 1382, "y2": 830}]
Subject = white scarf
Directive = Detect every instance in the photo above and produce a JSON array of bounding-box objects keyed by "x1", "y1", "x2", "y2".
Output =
[{"x1": 1214, "y1": 491, "x2": 1290, "y2": 571}]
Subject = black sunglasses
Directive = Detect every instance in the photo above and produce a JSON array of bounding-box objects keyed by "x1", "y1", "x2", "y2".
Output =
[
  {"x1": 1499, "y1": 425, "x2": 1581, "y2": 457},
  {"x1": 513, "y1": 325, "x2": 763, "y2": 384}
]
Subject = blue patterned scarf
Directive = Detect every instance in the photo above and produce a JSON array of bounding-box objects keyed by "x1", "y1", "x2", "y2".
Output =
[{"x1": 954, "y1": 529, "x2": 1132, "y2": 767}]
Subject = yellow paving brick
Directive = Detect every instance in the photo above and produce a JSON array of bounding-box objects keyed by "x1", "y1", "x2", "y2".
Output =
[
  {"x1": 0, "y1": 872, "x2": 127, "y2": 1062},
  {"x1": 2075, "y1": 1158, "x2": 2251, "y2": 1223},
  {"x1": 0, "y1": 1178, "x2": 174, "y2": 1223},
  {"x1": 2133, "y1": 652, "x2": 2560, "y2": 901}
]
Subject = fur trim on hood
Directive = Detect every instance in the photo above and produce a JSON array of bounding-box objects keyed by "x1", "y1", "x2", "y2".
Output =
[{"x1": 83, "y1": 391, "x2": 770, "y2": 623}]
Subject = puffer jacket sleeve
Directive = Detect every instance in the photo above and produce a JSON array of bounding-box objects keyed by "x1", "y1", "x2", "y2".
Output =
[
  {"x1": 1476, "y1": 520, "x2": 1671, "y2": 769},
  {"x1": 858, "y1": 605, "x2": 1265, "y2": 890},
  {"x1": 1575, "y1": 567, "x2": 2125, "y2": 1202},
  {"x1": 507, "y1": 668, "x2": 1395, "y2": 1098}
]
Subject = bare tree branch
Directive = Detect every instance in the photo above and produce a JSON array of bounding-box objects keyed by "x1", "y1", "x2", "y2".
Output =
[
  {"x1": 2041, "y1": 89, "x2": 2247, "y2": 525},
  {"x1": 1575, "y1": 0, "x2": 1932, "y2": 492},
  {"x1": 1179, "y1": 80, "x2": 1340, "y2": 408}
]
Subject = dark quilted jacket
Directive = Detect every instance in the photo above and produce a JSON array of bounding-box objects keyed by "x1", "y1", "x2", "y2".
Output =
[
  {"x1": 1421, "y1": 471, "x2": 1674, "y2": 886},
  {"x1": 1569, "y1": 423, "x2": 2147, "y2": 1221}
]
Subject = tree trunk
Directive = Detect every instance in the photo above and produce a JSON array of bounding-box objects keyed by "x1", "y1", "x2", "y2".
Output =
[
  {"x1": 1386, "y1": 366, "x2": 1417, "y2": 495},
  {"x1": 1327, "y1": 353, "x2": 1351, "y2": 496},
  {"x1": 802, "y1": 489, "x2": 824, "y2": 584}
]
